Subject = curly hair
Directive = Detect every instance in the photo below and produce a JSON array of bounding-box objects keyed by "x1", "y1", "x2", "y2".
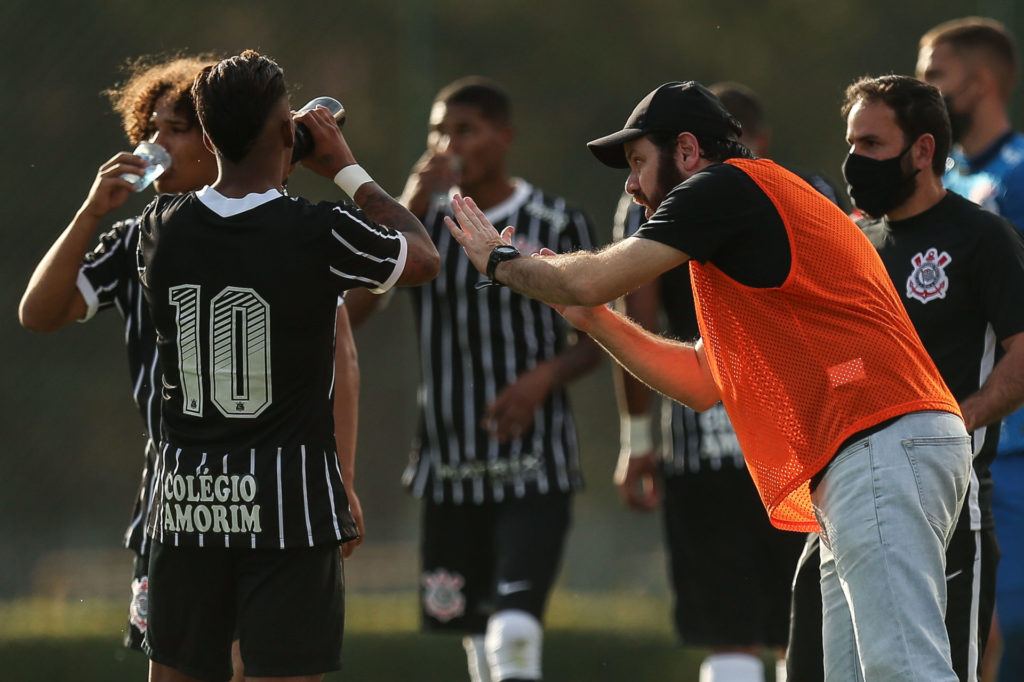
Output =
[
  {"x1": 104, "y1": 54, "x2": 219, "y2": 146},
  {"x1": 192, "y1": 50, "x2": 287, "y2": 164}
]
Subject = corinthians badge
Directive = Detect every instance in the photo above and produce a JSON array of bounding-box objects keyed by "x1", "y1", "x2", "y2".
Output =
[
  {"x1": 906, "y1": 248, "x2": 952, "y2": 303},
  {"x1": 421, "y1": 569, "x2": 467, "y2": 622}
]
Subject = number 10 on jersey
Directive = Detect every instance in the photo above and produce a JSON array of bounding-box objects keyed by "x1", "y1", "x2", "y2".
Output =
[{"x1": 169, "y1": 285, "x2": 273, "y2": 419}]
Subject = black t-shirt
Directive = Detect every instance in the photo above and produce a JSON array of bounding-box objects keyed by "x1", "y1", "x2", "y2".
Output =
[
  {"x1": 634, "y1": 163, "x2": 791, "y2": 288},
  {"x1": 139, "y1": 187, "x2": 404, "y2": 548},
  {"x1": 860, "y1": 191, "x2": 1024, "y2": 528}
]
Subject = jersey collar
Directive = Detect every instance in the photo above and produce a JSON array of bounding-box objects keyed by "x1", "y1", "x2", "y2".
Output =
[{"x1": 196, "y1": 186, "x2": 284, "y2": 218}]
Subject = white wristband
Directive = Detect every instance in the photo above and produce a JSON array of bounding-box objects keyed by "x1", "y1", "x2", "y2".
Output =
[
  {"x1": 333, "y1": 164, "x2": 374, "y2": 198},
  {"x1": 619, "y1": 414, "x2": 654, "y2": 459}
]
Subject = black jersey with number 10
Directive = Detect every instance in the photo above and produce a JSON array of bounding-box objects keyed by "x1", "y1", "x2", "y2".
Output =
[{"x1": 139, "y1": 187, "x2": 405, "y2": 549}]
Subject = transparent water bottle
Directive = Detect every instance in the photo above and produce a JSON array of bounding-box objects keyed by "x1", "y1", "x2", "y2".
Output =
[
  {"x1": 291, "y1": 96, "x2": 346, "y2": 163},
  {"x1": 121, "y1": 141, "x2": 171, "y2": 192}
]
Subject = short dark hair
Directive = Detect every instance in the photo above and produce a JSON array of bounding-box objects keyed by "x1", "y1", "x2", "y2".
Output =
[
  {"x1": 921, "y1": 17, "x2": 1017, "y2": 99},
  {"x1": 192, "y1": 50, "x2": 287, "y2": 163},
  {"x1": 709, "y1": 81, "x2": 767, "y2": 137},
  {"x1": 434, "y1": 76, "x2": 511, "y2": 124},
  {"x1": 105, "y1": 54, "x2": 219, "y2": 146},
  {"x1": 842, "y1": 75, "x2": 950, "y2": 176},
  {"x1": 645, "y1": 129, "x2": 753, "y2": 164}
]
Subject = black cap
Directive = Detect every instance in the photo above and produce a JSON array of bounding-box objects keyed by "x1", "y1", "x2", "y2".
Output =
[{"x1": 587, "y1": 81, "x2": 743, "y2": 168}]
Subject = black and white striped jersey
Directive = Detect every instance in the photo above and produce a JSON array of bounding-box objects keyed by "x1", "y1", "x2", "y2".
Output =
[
  {"x1": 77, "y1": 216, "x2": 161, "y2": 555},
  {"x1": 403, "y1": 181, "x2": 595, "y2": 504},
  {"x1": 140, "y1": 187, "x2": 405, "y2": 548},
  {"x1": 615, "y1": 195, "x2": 743, "y2": 477}
]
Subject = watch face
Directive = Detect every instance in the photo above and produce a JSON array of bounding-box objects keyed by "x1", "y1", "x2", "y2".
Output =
[{"x1": 494, "y1": 245, "x2": 519, "y2": 257}]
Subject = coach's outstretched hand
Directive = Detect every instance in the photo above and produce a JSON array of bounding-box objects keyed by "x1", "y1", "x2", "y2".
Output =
[{"x1": 445, "y1": 194, "x2": 509, "y2": 276}]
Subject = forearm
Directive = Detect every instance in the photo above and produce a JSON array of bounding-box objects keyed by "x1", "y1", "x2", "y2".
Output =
[
  {"x1": 588, "y1": 304, "x2": 719, "y2": 411},
  {"x1": 960, "y1": 336, "x2": 1024, "y2": 432},
  {"x1": 352, "y1": 182, "x2": 439, "y2": 286},
  {"x1": 494, "y1": 251, "x2": 610, "y2": 306},
  {"x1": 19, "y1": 207, "x2": 99, "y2": 331},
  {"x1": 333, "y1": 312, "x2": 360, "y2": 483},
  {"x1": 613, "y1": 281, "x2": 659, "y2": 417}
]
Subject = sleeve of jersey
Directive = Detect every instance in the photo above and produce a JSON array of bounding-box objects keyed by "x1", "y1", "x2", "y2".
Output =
[
  {"x1": 76, "y1": 218, "x2": 138, "y2": 322},
  {"x1": 979, "y1": 216, "x2": 1024, "y2": 340},
  {"x1": 997, "y1": 165, "x2": 1024, "y2": 233},
  {"x1": 325, "y1": 204, "x2": 407, "y2": 294}
]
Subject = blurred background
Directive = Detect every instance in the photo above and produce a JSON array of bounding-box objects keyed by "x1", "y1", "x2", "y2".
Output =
[{"x1": 1, "y1": 0, "x2": 1022, "y2": 678}]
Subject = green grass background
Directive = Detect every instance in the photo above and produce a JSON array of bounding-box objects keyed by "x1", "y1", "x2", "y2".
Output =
[{"x1": 0, "y1": 593, "x2": 782, "y2": 681}]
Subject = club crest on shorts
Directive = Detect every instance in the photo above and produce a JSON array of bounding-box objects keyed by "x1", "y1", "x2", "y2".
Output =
[
  {"x1": 421, "y1": 569, "x2": 466, "y2": 622},
  {"x1": 906, "y1": 248, "x2": 952, "y2": 303},
  {"x1": 129, "y1": 575, "x2": 149, "y2": 633}
]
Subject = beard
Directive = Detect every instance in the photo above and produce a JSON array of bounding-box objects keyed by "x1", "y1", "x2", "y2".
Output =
[{"x1": 633, "y1": 147, "x2": 687, "y2": 218}]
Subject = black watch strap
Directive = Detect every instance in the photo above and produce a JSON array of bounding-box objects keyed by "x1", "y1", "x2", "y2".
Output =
[{"x1": 481, "y1": 244, "x2": 521, "y2": 288}]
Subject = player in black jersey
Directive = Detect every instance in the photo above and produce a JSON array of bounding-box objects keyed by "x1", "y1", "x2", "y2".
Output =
[
  {"x1": 786, "y1": 74, "x2": 1024, "y2": 682},
  {"x1": 354, "y1": 77, "x2": 601, "y2": 682},
  {"x1": 18, "y1": 55, "x2": 228, "y2": 656},
  {"x1": 137, "y1": 50, "x2": 439, "y2": 682},
  {"x1": 18, "y1": 55, "x2": 367, "y2": 679},
  {"x1": 612, "y1": 82, "x2": 815, "y2": 682}
]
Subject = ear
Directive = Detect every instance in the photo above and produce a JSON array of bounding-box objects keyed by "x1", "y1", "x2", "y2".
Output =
[
  {"x1": 912, "y1": 133, "x2": 936, "y2": 172},
  {"x1": 202, "y1": 132, "x2": 215, "y2": 155},
  {"x1": 677, "y1": 132, "x2": 701, "y2": 173}
]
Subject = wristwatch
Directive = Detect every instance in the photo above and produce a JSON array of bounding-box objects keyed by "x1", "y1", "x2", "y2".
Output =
[{"x1": 485, "y1": 244, "x2": 521, "y2": 285}]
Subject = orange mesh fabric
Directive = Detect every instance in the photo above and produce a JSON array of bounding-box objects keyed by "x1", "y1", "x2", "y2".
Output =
[{"x1": 690, "y1": 158, "x2": 960, "y2": 531}]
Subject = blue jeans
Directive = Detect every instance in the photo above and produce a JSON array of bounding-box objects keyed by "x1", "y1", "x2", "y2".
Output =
[{"x1": 813, "y1": 411, "x2": 971, "y2": 681}]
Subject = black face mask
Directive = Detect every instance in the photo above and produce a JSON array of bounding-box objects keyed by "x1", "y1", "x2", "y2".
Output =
[
  {"x1": 943, "y1": 95, "x2": 972, "y2": 144},
  {"x1": 842, "y1": 144, "x2": 920, "y2": 219}
]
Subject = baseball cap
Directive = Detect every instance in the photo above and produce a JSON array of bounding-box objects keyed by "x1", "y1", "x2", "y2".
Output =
[{"x1": 587, "y1": 81, "x2": 743, "y2": 168}]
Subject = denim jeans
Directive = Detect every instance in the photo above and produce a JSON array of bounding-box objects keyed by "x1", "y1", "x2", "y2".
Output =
[{"x1": 812, "y1": 411, "x2": 971, "y2": 681}]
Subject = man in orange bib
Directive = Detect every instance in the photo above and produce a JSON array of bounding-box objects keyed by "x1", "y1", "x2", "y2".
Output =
[{"x1": 445, "y1": 81, "x2": 972, "y2": 681}]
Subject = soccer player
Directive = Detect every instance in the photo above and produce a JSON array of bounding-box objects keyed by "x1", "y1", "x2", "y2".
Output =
[
  {"x1": 392, "y1": 77, "x2": 601, "y2": 682},
  {"x1": 447, "y1": 80, "x2": 972, "y2": 680},
  {"x1": 787, "y1": 73, "x2": 1024, "y2": 682},
  {"x1": 137, "y1": 50, "x2": 439, "y2": 682},
  {"x1": 18, "y1": 57, "x2": 366, "y2": 679},
  {"x1": 612, "y1": 81, "x2": 811, "y2": 682},
  {"x1": 918, "y1": 19, "x2": 1024, "y2": 679}
]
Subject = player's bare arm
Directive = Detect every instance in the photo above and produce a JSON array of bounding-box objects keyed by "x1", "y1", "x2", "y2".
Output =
[
  {"x1": 613, "y1": 278, "x2": 661, "y2": 511},
  {"x1": 19, "y1": 153, "x2": 148, "y2": 332},
  {"x1": 561, "y1": 302, "x2": 719, "y2": 412},
  {"x1": 333, "y1": 305, "x2": 364, "y2": 559},
  {"x1": 445, "y1": 194, "x2": 683, "y2": 305},
  {"x1": 299, "y1": 106, "x2": 440, "y2": 287},
  {"x1": 959, "y1": 330, "x2": 1024, "y2": 432}
]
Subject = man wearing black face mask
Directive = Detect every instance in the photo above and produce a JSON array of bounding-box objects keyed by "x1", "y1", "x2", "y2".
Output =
[{"x1": 786, "y1": 74, "x2": 1024, "y2": 682}]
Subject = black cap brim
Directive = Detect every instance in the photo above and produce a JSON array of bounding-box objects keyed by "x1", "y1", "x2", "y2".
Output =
[{"x1": 586, "y1": 128, "x2": 646, "y2": 168}]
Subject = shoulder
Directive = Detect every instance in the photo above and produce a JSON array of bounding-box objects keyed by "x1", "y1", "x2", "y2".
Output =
[
  {"x1": 83, "y1": 215, "x2": 144, "y2": 264},
  {"x1": 661, "y1": 162, "x2": 767, "y2": 211}
]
